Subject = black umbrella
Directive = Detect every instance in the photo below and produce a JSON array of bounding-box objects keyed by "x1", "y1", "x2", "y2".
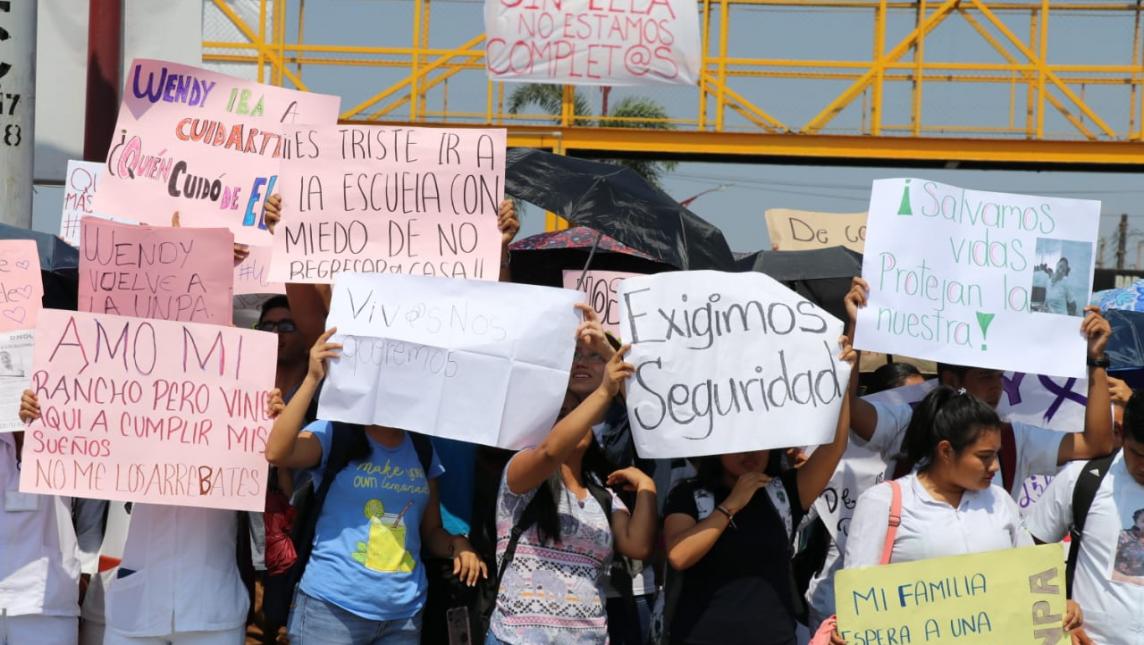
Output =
[
  {"x1": 736, "y1": 246, "x2": 862, "y2": 322},
  {"x1": 0, "y1": 224, "x2": 79, "y2": 311},
  {"x1": 505, "y1": 148, "x2": 736, "y2": 271}
]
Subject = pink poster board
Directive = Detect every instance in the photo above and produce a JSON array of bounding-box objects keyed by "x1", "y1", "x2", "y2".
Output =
[
  {"x1": 562, "y1": 269, "x2": 639, "y2": 337},
  {"x1": 234, "y1": 245, "x2": 286, "y2": 296},
  {"x1": 269, "y1": 125, "x2": 506, "y2": 284},
  {"x1": 93, "y1": 59, "x2": 341, "y2": 246},
  {"x1": 0, "y1": 240, "x2": 43, "y2": 333},
  {"x1": 79, "y1": 218, "x2": 235, "y2": 326},
  {"x1": 19, "y1": 309, "x2": 277, "y2": 511}
]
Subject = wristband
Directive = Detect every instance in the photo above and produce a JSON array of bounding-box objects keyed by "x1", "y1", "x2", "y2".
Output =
[
  {"x1": 716, "y1": 504, "x2": 737, "y2": 529},
  {"x1": 1087, "y1": 355, "x2": 1111, "y2": 369}
]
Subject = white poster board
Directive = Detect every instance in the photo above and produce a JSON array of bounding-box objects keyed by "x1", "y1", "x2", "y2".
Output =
[
  {"x1": 318, "y1": 273, "x2": 583, "y2": 450},
  {"x1": 483, "y1": 0, "x2": 701, "y2": 86},
  {"x1": 855, "y1": 179, "x2": 1099, "y2": 379},
  {"x1": 59, "y1": 160, "x2": 137, "y2": 247},
  {"x1": 618, "y1": 270, "x2": 851, "y2": 459}
]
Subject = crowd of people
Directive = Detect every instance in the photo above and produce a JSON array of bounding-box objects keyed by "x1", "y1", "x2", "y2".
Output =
[{"x1": 2, "y1": 191, "x2": 1143, "y2": 645}]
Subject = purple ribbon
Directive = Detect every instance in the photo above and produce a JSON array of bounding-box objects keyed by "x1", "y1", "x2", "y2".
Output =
[
  {"x1": 1002, "y1": 372, "x2": 1026, "y2": 407},
  {"x1": 1037, "y1": 375, "x2": 1087, "y2": 422}
]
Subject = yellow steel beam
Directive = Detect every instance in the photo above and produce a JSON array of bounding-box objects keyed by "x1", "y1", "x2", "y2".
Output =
[
  {"x1": 970, "y1": 0, "x2": 1117, "y2": 137},
  {"x1": 209, "y1": 0, "x2": 309, "y2": 91},
  {"x1": 802, "y1": 0, "x2": 960, "y2": 133}
]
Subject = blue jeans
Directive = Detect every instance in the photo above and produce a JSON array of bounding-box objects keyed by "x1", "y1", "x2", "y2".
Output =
[{"x1": 288, "y1": 590, "x2": 422, "y2": 645}]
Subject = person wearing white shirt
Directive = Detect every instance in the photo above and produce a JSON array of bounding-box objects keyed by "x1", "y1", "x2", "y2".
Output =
[
  {"x1": 836, "y1": 386, "x2": 1083, "y2": 643},
  {"x1": 1027, "y1": 392, "x2": 1144, "y2": 645},
  {"x1": 1, "y1": 432, "x2": 83, "y2": 644},
  {"x1": 18, "y1": 388, "x2": 284, "y2": 645},
  {"x1": 805, "y1": 279, "x2": 1116, "y2": 630}
]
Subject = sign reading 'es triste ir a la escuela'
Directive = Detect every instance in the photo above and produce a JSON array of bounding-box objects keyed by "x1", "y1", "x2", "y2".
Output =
[{"x1": 855, "y1": 179, "x2": 1099, "y2": 379}]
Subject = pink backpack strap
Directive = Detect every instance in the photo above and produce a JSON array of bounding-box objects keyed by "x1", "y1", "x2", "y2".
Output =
[{"x1": 879, "y1": 480, "x2": 903, "y2": 565}]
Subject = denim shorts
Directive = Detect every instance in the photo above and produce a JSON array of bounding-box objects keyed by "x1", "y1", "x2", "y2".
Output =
[{"x1": 287, "y1": 590, "x2": 422, "y2": 645}]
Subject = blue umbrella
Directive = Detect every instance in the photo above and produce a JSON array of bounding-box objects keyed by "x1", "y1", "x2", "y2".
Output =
[{"x1": 1092, "y1": 279, "x2": 1144, "y2": 313}]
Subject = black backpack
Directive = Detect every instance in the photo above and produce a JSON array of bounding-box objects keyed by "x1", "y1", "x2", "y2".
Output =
[
  {"x1": 1065, "y1": 452, "x2": 1116, "y2": 598},
  {"x1": 263, "y1": 423, "x2": 433, "y2": 629}
]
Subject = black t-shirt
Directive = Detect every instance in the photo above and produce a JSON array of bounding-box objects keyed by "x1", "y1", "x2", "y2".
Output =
[{"x1": 664, "y1": 470, "x2": 805, "y2": 645}]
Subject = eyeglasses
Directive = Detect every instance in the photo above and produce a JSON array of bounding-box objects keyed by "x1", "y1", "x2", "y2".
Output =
[{"x1": 256, "y1": 319, "x2": 298, "y2": 333}]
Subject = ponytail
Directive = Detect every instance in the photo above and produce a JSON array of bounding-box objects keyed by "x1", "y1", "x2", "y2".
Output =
[{"x1": 898, "y1": 386, "x2": 1001, "y2": 473}]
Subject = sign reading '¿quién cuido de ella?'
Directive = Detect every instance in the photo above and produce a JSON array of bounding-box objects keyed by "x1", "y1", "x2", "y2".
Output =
[{"x1": 855, "y1": 179, "x2": 1100, "y2": 379}]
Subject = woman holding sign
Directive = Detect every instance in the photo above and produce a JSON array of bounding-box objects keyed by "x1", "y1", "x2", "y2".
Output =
[
  {"x1": 484, "y1": 329, "x2": 659, "y2": 645},
  {"x1": 836, "y1": 386, "x2": 1086, "y2": 643},
  {"x1": 263, "y1": 329, "x2": 487, "y2": 645},
  {"x1": 659, "y1": 336, "x2": 857, "y2": 645}
]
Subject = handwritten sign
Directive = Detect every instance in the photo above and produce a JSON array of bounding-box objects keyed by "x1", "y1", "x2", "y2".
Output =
[
  {"x1": 562, "y1": 269, "x2": 638, "y2": 336},
  {"x1": 0, "y1": 330, "x2": 33, "y2": 433},
  {"x1": 59, "y1": 161, "x2": 140, "y2": 248},
  {"x1": 79, "y1": 218, "x2": 235, "y2": 325},
  {"x1": 319, "y1": 272, "x2": 582, "y2": 449},
  {"x1": 765, "y1": 208, "x2": 867, "y2": 252},
  {"x1": 0, "y1": 240, "x2": 43, "y2": 333},
  {"x1": 93, "y1": 59, "x2": 341, "y2": 246},
  {"x1": 483, "y1": 0, "x2": 701, "y2": 86},
  {"x1": 19, "y1": 309, "x2": 276, "y2": 511},
  {"x1": 618, "y1": 270, "x2": 851, "y2": 458},
  {"x1": 234, "y1": 245, "x2": 285, "y2": 296},
  {"x1": 836, "y1": 544, "x2": 1066, "y2": 644},
  {"x1": 268, "y1": 125, "x2": 506, "y2": 284},
  {"x1": 856, "y1": 179, "x2": 1099, "y2": 379}
]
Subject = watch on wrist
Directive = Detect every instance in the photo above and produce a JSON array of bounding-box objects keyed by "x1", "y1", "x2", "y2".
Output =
[{"x1": 1087, "y1": 354, "x2": 1111, "y2": 369}]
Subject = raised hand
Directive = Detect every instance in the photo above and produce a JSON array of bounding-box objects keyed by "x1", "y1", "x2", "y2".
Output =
[{"x1": 307, "y1": 328, "x2": 343, "y2": 382}]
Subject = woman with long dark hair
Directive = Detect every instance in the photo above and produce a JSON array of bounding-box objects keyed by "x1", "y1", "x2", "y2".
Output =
[
  {"x1": 485, "y1": 344, "x2": 658, "y2": 644},
  {"x1": 659, "y1": 336, "x2": 856, "y2": 645}
]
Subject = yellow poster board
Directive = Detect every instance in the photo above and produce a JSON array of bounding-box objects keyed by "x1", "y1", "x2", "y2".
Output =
[
  {"x1": 835, "y1": 544, "x2": 1066, "y2": 645},
  {"x1": 764, "y1": 208, "x2": 867, "y2": 252}
]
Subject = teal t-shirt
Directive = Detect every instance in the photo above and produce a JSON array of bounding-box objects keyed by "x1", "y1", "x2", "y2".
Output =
[{"x1": 298, "y1": 421, "x2": 445, "y2": 620}]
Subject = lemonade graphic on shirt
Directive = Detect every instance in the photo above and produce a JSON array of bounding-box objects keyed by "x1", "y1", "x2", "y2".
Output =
[{"x1": 352, "y1": 499, "x2": 417, "y2": 573}]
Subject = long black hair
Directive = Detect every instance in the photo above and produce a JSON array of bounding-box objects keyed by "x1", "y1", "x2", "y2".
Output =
[
  {"x1": 897, "y1": 385, "x2": 1001, "y2": 473},
  {"x1": 868, "y1": 363, "x2": 921, "y2": 394},
  {"x1": 692, "y1": 450, "x2": 783, "y2": 494},
  {"x1": 532, "y1": 436, "x2": 617, "y2": 546}
]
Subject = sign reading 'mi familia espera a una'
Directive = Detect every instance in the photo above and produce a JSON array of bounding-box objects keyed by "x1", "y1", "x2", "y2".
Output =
[{"x1": 855, "y1": 179, "x2": 1099, "y2": 379}]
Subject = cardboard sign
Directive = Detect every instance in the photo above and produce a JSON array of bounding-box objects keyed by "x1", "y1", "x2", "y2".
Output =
[
  {"x1": 234, "y1": 245, "x2": 285, "y2": 296},
  {"x1": 765, "y1": 208, "x2": 867, "y2": 252},
  {"x1": 268, "y1": 125, "x2": 506, "y2": 284},
  {"x1": 0, "y1": 239, "x2": 43, "y2": 333},
  {"x1": 856, "y1": 179, "x2": 1099, "y2": 379},
  {"x1": 618, "y1": 270, "x2": 851, "y2": 459},
  {"x1": 79, "y1": 218, "x2": 235, "y2": 325},
  {"x1": 93, "y1": 59, "x2": 341, "y2": 246},
  {"x1": 319, "y1": 272, "x2": 582, "y2": 449},
  {"x1": 484, "y1": 0, "x2": 701, "y2": 86},
  {"x1": 562, "y1": 269, "x2": 639, "y2": 337},
  {"x1": 0, "y1": 330, "x2": 33, "y2": 433},
  {"x1": 19, "y1": 309, "x2": 276, "y2": 511},
  {"x1": 835, "y1": 544, "x2": 1067, "y2": 645}
]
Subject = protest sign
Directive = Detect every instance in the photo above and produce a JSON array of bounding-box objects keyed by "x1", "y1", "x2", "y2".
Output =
[
  {"x1": 0, "y1": 330, "x2": 33, "y2": 433},
  {"x1": 93, "y1": 59, "x2": 341, "y2": 246},
  {"x1": 483, "y1": 0, "x2": 701, "y2": 86},
  {"x1": 268, "y1": 125, "x2": 506, "y2": 284},
  {"x1": 835, "y1": 544, "x2": 1066, "y2": 644},
  {"x1": 0, "y1": 239, "x2": 44, "y2": 334},
  {"x1": 59, "y1": 160, "x2": 138, "y2": 247},
  {"x1": 562, "y1": 269, "x2": 638, "y2": 337},
  {"x1": 79, "y1": 218, "x2": 235, "y2": 325},
  {"x1": 765, "y1": 208, "x2": 867, "y2": 252},
  {"x1": 856, "y1": 179, "x2": 1099, "y2": 379},
  {"x1": 318, "y1": 272, "x2": 582, "y2": 449},
  {"x1": 234, "y1": 245, "x2": 285, "y2": 296},
  {"x1": 18, "y1": 309, "x2": 276, "y2": 511},
  {"x1": 618, "y1": 270, "x2": 851, "y2": 459}
]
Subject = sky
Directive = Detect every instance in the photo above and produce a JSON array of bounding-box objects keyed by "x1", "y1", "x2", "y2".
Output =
[{"x1": 32, "y1": 0, "x2": 1144, "y2": 268}]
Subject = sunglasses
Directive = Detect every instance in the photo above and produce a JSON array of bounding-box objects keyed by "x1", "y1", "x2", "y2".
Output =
[{"x1": 256, "y1": 319, "x2": 298, "y2": 333}]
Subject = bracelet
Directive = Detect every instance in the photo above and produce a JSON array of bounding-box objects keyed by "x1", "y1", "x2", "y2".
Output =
[{"x1": 716, "y1": 504, "x2": 737, "y2": 529}]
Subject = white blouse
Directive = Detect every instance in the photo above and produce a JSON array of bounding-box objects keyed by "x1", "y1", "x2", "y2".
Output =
[{"x1": 844, "y1": 472, "x2": 1030, "y2": 568}]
